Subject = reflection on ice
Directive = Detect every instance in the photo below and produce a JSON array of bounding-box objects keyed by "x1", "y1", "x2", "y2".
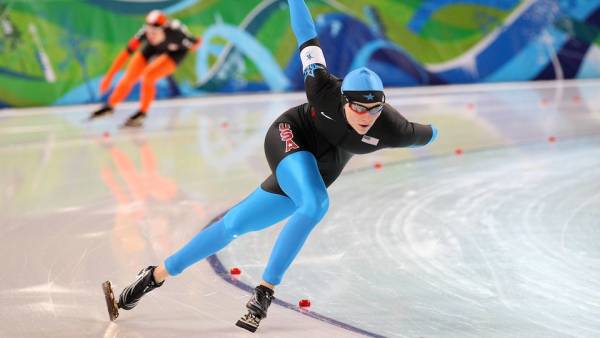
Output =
[{"x1": 1, "y1": 80, "x2": 600, "y2": 337}]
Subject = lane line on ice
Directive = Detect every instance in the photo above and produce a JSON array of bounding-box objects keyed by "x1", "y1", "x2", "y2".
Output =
[{"x1": 204, "y1": 213, "x2": 387, "y2": 338}]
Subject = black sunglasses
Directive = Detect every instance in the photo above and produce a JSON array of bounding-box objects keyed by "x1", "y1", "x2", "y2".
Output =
[{"x1": 344, "y1": 95, "x2": 385, "y2": 115}]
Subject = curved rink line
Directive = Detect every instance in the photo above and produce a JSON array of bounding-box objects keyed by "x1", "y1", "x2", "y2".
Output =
[
  {"x1": 204, "y1": 212, "x2": 386, "y2": 338},
  {"x1": 202, "y1": 144, "x2": 533, "y2": 338},
  {"x1": 203, "y1": 136, "x2": 599, "y2": 338}
]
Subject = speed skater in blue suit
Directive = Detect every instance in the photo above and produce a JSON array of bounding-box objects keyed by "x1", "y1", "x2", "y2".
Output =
[{"x1": 101, "y1": 0, "x2": 438, "y2": 332}]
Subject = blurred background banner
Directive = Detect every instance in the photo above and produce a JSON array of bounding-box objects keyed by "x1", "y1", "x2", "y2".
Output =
[{"x1": 0, "y1": 0, "x2": 599, "y2": 108}]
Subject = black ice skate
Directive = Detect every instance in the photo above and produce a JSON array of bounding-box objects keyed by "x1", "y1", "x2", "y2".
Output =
[
  {"x1": 118, "y1": 266, "x2": 163, "y2": 310},
  {"x1": 89, "y1": 104, "x2": 114, "y2": 120},
  {"x1": 101, "y1": 266, "x2": 163, "y2": 321},
  {"x1": 235, "y1": 285, "x2": 274, "y2": 333},
  {"x1": 121, "y1": 111, "x2": 146, "y2": 128}
]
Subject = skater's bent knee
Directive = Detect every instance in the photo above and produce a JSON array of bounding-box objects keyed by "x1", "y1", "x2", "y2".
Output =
[
  {"x1": 223, "y1": 211, "x2": 251, "y2": 238},
  {"x1": 297, "y1": 193, "x2": 329, "y2": 223}
]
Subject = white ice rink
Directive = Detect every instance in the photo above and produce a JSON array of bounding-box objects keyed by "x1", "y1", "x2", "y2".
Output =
[{"x1": 1, "y1": 80, "x2": 600, "y2": 337}]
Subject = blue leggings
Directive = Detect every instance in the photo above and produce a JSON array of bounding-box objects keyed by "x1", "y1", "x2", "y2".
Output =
[{"x1": 164, "y1": 151, "x2": 329, "y2": 285}]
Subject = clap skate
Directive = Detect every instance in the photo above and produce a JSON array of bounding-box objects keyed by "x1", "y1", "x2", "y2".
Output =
[
  {"x1": 121, "y1": 111, "x2": 146, "y2": 128},
  {"x1": 89, "y1": 105, "x2": 114, "y2": 120},
  {"x1": 101, "y1": 266, "x2": 164, "y2": 321},
  {"x1": 235, "y1": 285, "x2": 274, "y2": 333}
]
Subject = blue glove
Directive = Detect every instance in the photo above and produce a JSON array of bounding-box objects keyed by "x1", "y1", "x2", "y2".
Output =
[{"x1": 288, "y1": 0, "x2": 317, "y2": 47}]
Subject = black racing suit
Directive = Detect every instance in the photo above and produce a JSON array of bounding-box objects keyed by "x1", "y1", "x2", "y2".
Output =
[
  {"x1": 127, "y1": 20, "x2": 199, "y2": 64},
  {"x1": 261, "y1": 39, "x2": 434, "y2": 196}
]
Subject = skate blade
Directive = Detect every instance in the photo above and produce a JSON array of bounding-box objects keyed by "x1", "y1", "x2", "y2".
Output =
[
  {"x1": 120, "y1": 122, "x2": 143, "y2": 129},
  {"x1": 235, "y1": 311, "x2": 261, "y2": 333},
  {"x1": 88, "y1": 113, "x2": 111, "y2": 121},
  {"x1": 101, "y1": 281, "x2": 120, "y2": 321},
  {"x1": 85, "y1": 115, "x2": 101, "y2": 123},
  {"x1": 235, "y1": 319, "x2": 258, "y2": 333}
]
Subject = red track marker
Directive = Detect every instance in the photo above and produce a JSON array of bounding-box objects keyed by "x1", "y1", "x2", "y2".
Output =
[
  {"x1": 298, "y1": 299, "x2": 311, "y2": 308},
  {"x1": 230, "y1": 267, "x2": 241, "y2": 275}
]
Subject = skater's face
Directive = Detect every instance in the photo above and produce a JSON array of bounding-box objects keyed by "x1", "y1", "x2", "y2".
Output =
[
  {"x1": 146, "y1": 25, "x2": 166, "y2": 45},
  {"x1": 344, "y1": 100, "x2": 383, "y2": 135}
]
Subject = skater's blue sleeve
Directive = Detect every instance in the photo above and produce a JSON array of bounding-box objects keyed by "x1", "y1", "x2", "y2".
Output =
[
  {"x1": 288, "y1": 0, "x2": 317, "y2": 47},
  {"x1": 287, "y1": 1, "x2": 337, "y2": 107},
  {"x1": 381, "y1": 104, "x2": 438, "y2": 148},
  {"x1": 405, "y1": 125, "x2": 437, "y2": 148},
  {"x1": 427, "y1": 125, "x2": 438, "y2": 145}
]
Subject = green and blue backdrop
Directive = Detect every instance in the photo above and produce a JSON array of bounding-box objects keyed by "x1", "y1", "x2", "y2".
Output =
[{"x1": 1, "y1": 0, "x2": 599, "y2": 108}]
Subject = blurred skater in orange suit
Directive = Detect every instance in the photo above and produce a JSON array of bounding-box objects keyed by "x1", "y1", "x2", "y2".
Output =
[{"x1": 89, "y1": 10, "x2": 201, "y2": 128}]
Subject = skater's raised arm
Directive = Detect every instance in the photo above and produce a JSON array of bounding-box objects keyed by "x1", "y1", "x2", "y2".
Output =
[
  {"x1": 287, "y1": 0, "x2": 340, "y2": 106},
  {"x1": 288, "y1": 0, "x2": 317, "y2": 47}
]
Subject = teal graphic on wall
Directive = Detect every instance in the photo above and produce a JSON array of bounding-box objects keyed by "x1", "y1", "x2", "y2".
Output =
[{"x1": 0, "y1": 0, "x2": 599, "y2": 108}]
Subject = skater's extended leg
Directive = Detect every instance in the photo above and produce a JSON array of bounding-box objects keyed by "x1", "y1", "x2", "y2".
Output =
[
  {"x1": 121, "y1": 55, "x2": 177, "y2": 127},
  {"x1": 237, "y1": 151, "x2": 328, "y2": 332},
  {"x1": 139, "y1": 54, "x2": 176, "y2": 113},
  {"x1": 108, "y1": 52, "x2": 146, "y2": 107},
  {"x1": 91, "y1": 53, "x2": 146, "y2": 120},
  {"x1": 163, "y1": 188, "x2": 296, "y2": 276},
  {"x1": 114, "y1": 188, "x2": 295, "y2": 313},
  {"x1": 261, "y1": 151, "x2": 328, "y2": 287}
]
